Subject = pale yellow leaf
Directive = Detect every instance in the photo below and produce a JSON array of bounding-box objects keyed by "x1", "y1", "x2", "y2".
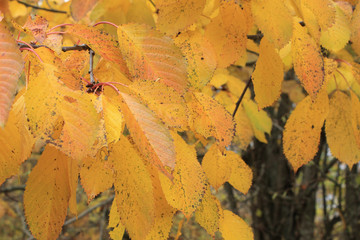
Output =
[
  {"x1": 159, "y1": 132, "x2": 207, "y2": 216},
  {"x1": 155, "y1": 0, "x2": 206, "y2": 35},
  {"x1": 326, "y1": 91, "x2": 360, "y2": 167},
  {"x1": 220, "y1": 210, "x2": 254, "y2": 240},
  {"x1": 251, "y1": 0, "x2": 292, "y2": 49},
  {"x1": 24, "y1": 146, "x2": 71, "y2": 240},
  {"x1": 252, "y1": 37, "x2": 284, "y2": 109},
  {"x1": 102, "y1": 96, "x2": 124, "y2": 144}
]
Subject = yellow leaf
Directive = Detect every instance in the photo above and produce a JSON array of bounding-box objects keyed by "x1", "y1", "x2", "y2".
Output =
[
  {"x1": 252, "y1": 37, "x2": 284, "y2": 109},
  {"x1": 117, "y1": 23, "x2": 188, "y2": 93},
  {"x1": 205, "y1": 0, "x2": 248, "y2": 68},
  {"x1": 159, "y1": 132, "x2": 207, "y2": 216},
  {"x1": 118, "y1": 92, "x2": 176, "y2": 176},
  {"x1": 53, "y1": 92, "x2": 101, "y2": 161},
  {"x1": 129, "y1": 80, "x2": 189, "y2": 130},
  {"x1": 351, "y1": 91, "x2": 360, "y2": 148},
  {"x1": 110, "y1": 137, "x2": 155, "y2": 240},
  {"x1": 80, "y1": 153, "x2": 114, "y2": 202},
  {"x1": 326, "y1": 91, "x2": 360, "y2": 167},
  {"x1": 8, "y1": 1, "x2": 27, "y2": 18},
  {"x1": 108, "y1": 198, "x2": 125, "y2": 240},
  {"x1": 174, "y1": 31, "x2": 217, "y2": 90},
  {"x1": 0, "y1": 22, "x2": 24, "y2": 126},
  {"x1": 300, "y1": 1, "x2": 321, "y2": 41},
  {"x1": 281, "y1": 80, "x2": 306, "y2": 104},
  {"x1": 70, "y1": 0, "x2": 98, "y2": 21},
  {"x1": 251, "y1": 0, "x2": 292, "y2": 49},
  {"x1": 190, "y1": 92, "x2": 235, "y2": 149},
  {"x1": 302, "y1": 0, "x2": 336, "y2": 31},
  {"x1": 351, "y1": 1, "x2": 360, "y2": 55},
  {"x1": 283, "y1": 90, "x2": 329, "y2": 171},
  {"x1": 67, "y1": 157, "x2": 79, "y2": 215},
  {"x1": 226, "y1": 151, "x2": 253, "y2": 194},
  {"x1": 243, "y1": 100, "x2": 272, "y2": 143},
  {"x1": 202, "y1": 144, "x2": 231, "y2": 190},
  {"x1": 126, "y1": 0, "x2": 155, "y2": 26},
  {"x1": 220, "y1": 210, "x2": 254, "y2": 240},
  {"x1": 0, "y1": 95, "x2": 34, "y2": 185},
  {"x1": 195, "y1": 188, "x2": 223, "y2": 236},
  {"x1": 292, "y1": 20, "x2": 325, "y2": 98},
  {"x1": 24, "y1": 146, "x2": 71, "y2": 240},
  {"x1": 155, "y1": 0, "x2": 206, "y2": 36},
  {"x1": 320, "y1": 3, "x2": 351, "y2": 52},
  {"x1": 102, "y1": 96, "x2": 124, "y2": 144}
]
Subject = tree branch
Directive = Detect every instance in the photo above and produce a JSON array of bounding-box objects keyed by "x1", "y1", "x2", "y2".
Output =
[
  {"x1": 63, "y1": 195, "x2": 114, "y2": 226},
  {"x1": 232, "y1": 78, "x2": 252, "y2": 117},
  {"x1": 0, "y1": 185, "x2": 25, "y2": 194},
  {"x1": 89, "y1": 49, "x2": 95, "y2": 84},
  {"x1": 16, "y1": 0, "x2": 68, "y2": 14},
  {"x1": 18, "y1": 43, "x2": 91, "y2": 52}
]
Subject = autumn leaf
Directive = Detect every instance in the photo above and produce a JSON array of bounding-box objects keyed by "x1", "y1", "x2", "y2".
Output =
[
  {"x1": 326, "y1": 91, "x2": 360, "y2": 167},
  {"x1": 155, "y1": 0, "x2": 206, "y2": 36},
  {"x1": 292, "y1": 20, "x2": 325, "y2": 98},
  {"x1": 252, "y1": 37, "x2": 284, "y2": 109},
  {"x1": 117, "y1": 23, "x2": 188, "y2": 93},
  {"x1": 23, "y1": 15, "x2": 48, "y2": 43},
  {"x1": 70, "y1": 0, "x2": 98, "y2": 21},
  {"x1": 283, "y1": 90, "x2": 329, "y2": 171},
  {"x1": 220, "y1": 210, "x2": 254, "y2": 240},
  {"x1": 24, "y1": 146, "x2": 71, "y2": 240},
  {"x1": 205, "y1": 0, "x2": 248, "y2": 68},
  {"x1": 0, "y1": 22, "x2": 24, "y2": 127},
  {"x1": 118, "y1": 92, "x2": 176, "y2": 177}
]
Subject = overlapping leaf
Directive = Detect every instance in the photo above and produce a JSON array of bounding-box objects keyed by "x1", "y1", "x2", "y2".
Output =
[
  {"x1": 24, "y1": 146, "x2": 71, "y2": 240},
  {"x1": 155, "y1": 0, "x2": 206, "y2": 36},
  {"x1": 0, "y1": 22, "x2": 24, "y2": 127},
  {"x1": 117, "y1": 23, "x2": 188, "y2": 93}
]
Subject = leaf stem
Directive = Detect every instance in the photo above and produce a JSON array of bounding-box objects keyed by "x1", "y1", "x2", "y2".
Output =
[{"x1": 93, "y1": 21, "x2": 118, "y2": 28}]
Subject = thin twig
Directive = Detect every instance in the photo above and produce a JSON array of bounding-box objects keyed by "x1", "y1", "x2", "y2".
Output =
[
  {"x1": 89, "y1": 49, "x2": 95, "y2": 84},
  {"x1": 18, "y1": 43, "x2": 91, "y2": 52},
  {"x1": 0, "y1": 185, "x2": 25, "y2": 193},
  {"x1": 64, "y1": 196, "x2": 114, "y2": 226},
  {"x1": 16, "y1": 0, "x2": 67, "y2": 14},
  {"x1": 232, "y1": 78, "x2": 252, "y2": 117}
]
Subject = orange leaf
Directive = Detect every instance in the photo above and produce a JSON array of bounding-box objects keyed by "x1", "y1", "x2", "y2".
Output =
[
  {"x1": 23, "y1": 15, "x2": 48, "y2": 43},
  {"x1": 67, "y1": 24, "x2": 129, "y2": 75},
  {"x1": 155, "y1": 0, "x2": 206, "y2": 36},
  {"x1": 283, "y1": 90, "x2": 329, "y2": 171},
  {"x1": 71, "y1": 0, "x2": 98, "y2": 21},
  {"x1": 117, "y1": 23, "x2": 188, "y2": 93},
  {"x1": 252, "y1": 37, "x2": 284, "y2": 109},
  {"x1": 292, "y1": 20, "x2": 325, "y2": 98},
  {"x1": 118, "y1": 92, "x2": 176, "y2": 176},
  {"x1": 189, "y1": 92, "x2": 235, "y2": 149},
  {"x1": 204, "y1": 0, "x2": 248, "y2": 68},
  {"x1": 159, "y1": 132, "x2": 207, "y2": 217},
  {"x1": 326, "y1": 91, "x2": 360, "y2": 167},
  {"x1": 0, "y1": 22, "x2": 23, "y2": 127},
  {"x1": 110, "y1": 137, "x2": 155, "y2": 240},
  {"x1": 24, "y1": 146, "x2": 71, "y2": 240}
]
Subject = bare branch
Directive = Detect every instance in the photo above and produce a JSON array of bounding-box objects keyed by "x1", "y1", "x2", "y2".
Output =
[
  {"x1": 16, "y1": 0, "x2": 68, "y2": 14},
  {"x1": 232, "y1": 78, "x2": 252, "y2": 117}
]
